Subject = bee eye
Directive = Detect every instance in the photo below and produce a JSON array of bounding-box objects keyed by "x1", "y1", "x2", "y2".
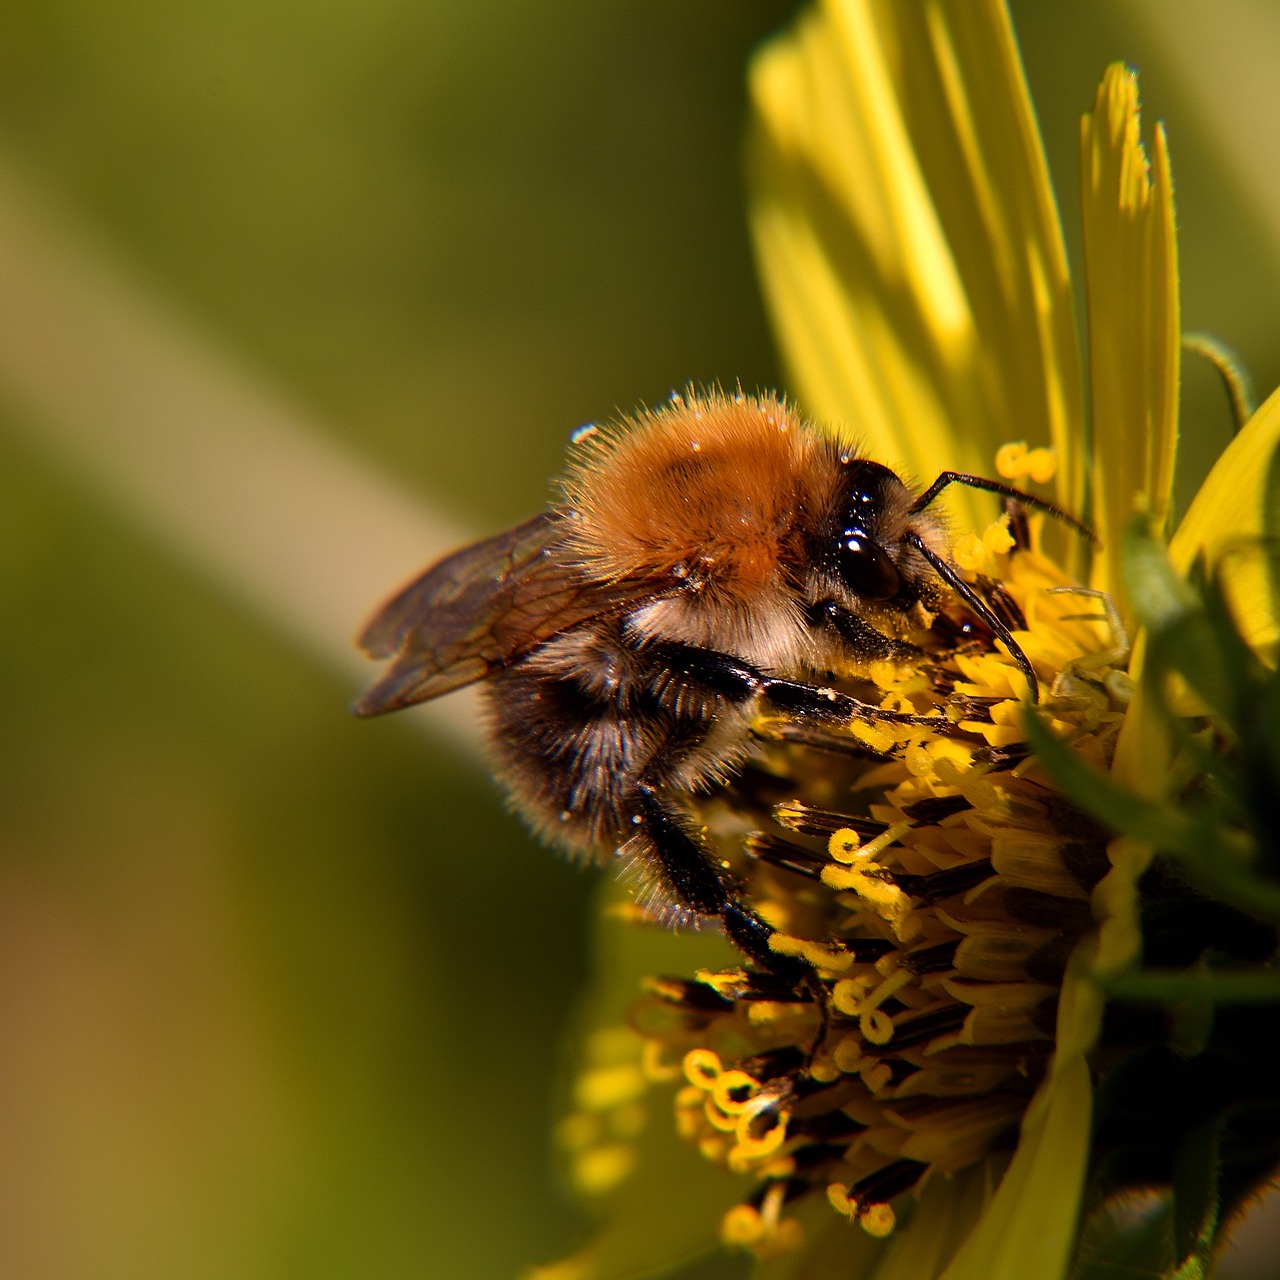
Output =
[{"x1": 838, "y1": 533, "x2": 900, "y2": 600}]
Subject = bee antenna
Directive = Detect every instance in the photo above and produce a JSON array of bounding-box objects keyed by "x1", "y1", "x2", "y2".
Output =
[
  {"x1": 904, "y1": 531, "x2": 1040, "y2": 703},
  {"x1": 911, "y1": 471, "x2": 1099, "y2": 548}
]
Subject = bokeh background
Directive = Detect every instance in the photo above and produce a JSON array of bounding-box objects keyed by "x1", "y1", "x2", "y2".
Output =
[{"x1": 2, "y1": 3, "x2": 1279, "y2": 1278}]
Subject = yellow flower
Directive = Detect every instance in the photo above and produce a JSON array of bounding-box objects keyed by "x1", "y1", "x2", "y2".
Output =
[{"x1": 534, "y1": 3, "x2": 1280, "y2": 1279}]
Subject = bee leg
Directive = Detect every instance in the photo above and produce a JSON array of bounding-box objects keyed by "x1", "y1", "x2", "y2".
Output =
[
  {"x1": 634, "y1": 637, "x2": 942, "y2": 728},
  {"x1": 757, "y1": 676, "x2": 928, "y2": 725},
  {"x1": 634, "y1": 783, "x2": 808, "y2": 986},
  {"x1": 721, "y1": 902, "x2": 808, "y2": 987},
  {"x1": 801, "y1": 973, "x2": 835, "y2": 1069},
  {"x1": 805, "y1": 599, "x2": 923, "y2": 663},
  {"x1": 903, "y1": 532, "x2": 1039, "y2": 701},
  {"x1": 627, "y1": 637, "x2": 764, "y2": 703}
]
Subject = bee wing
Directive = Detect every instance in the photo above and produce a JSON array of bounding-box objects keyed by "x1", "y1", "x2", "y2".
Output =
[{"x1": 355, "y1": 511, "x2": 646, "y2": 715}]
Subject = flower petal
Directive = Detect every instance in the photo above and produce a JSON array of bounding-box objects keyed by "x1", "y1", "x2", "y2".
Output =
[
  {"x1": 748, "y1": 0, "x2": 1084, "y2": 535},
  {"x1": 1080, "y1": 65, "x2": 1180, "y2": 595},
  {"x1": 531, "y1": 891, "x2": 745, "y2": 1280},
  {"x1": 1113, "y1": 386, "x2": 1280, "y2": 791},
  {"x1": 868, "y1": 1163, "x2": 997, "y2": 1280},
  {"x1": 934, "y1": 956, "x2": 1097, "y2": 1280},
  {"x1": 751, "y1": 1162, "x2": 995, "y2": 1280},
  {"x1": 1167, "y1": 381, "x2": 1280, "y2": 659},
  {"x1": 752, "y1": 1196, "x2": 889, "y2": 1280},
  {"x1": 529, "y1": 1110, "x2": 742, "y2": 1280},
  {"x1": 1091, "y1": 835, "x2": 1158, "y2": 981}
]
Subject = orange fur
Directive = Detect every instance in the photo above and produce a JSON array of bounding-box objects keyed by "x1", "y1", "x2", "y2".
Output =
[{"x1": 562, "y1": 391, "x2": 850, "y2": 602}]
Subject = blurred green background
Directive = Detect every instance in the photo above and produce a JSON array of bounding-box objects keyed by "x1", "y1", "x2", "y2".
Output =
[{"x1": 1, "y1": 3, "x2": 1278, "y2": 1278}]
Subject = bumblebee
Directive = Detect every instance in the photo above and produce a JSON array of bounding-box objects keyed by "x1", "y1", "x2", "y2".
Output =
[{"x1": 357, "y1": 392, "x2": 1082, "y2": 977}]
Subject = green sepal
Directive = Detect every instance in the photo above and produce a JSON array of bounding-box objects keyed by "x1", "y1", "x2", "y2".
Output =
[
  {"x1": 1122, "y1": 519, "x2": 1200, "y2": 635},
  {"x1": 1122, "y1": 519, "x2": 1280, "y2": 882},
  {"x1": 1023, "y1": 707, "x2": 1280, "y2": 927},
  {"x1": 1122, "y1": 520, "x2": 1260, "y2": 744},
  {"x1": 1170, "y1": 1114, "x2": 1222, "y2": 1275},
  {"x1": 1206, "y1": 1101, "x2": 1280, "y2": 1240},
  {"x1": 1171, "y1": 1101, "x2": 1280, "y2": 1277},
  {"x1": 1069, "y1": 1191, "x2": 1175, "y2": 1280},
  {"x1": 1073, "y1": 1050, "x2": 1280, "y2": 1280},
  {"x1": 1104, "y1": 966, "x2": 1280, "y2": 1006}
]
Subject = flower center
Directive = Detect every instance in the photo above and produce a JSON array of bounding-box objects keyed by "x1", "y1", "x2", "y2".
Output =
[{"x1": 621, "y1": 514, "x2": 1131, "y2": 1254}]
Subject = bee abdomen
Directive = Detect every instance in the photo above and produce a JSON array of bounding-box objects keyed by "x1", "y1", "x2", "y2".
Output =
[{"x1": 483, "y1": 645, "x2": 717, "y2": 854}]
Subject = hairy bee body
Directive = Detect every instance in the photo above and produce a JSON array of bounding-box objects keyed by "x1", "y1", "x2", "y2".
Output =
[
  {"x1": 356, "y1": 391, "x2": 1051, "y2": 972},
  {"x1": 485, "y1": 615, "x2": 755, "y2": 871}
]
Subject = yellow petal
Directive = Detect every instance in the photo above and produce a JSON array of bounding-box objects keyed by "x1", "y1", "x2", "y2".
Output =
[
  {"x1": 751, "y1": 1194, "x2": 888, "y2": 1280},
  {"x1": 1167, "y1": 381, "x2": 1280, "y2": 659},
  {"x1": 532, "y1": 888, "x2": 744, "y2": 1280},
  {"x1": 1108, "y1": 645, "x2": 1170, "y2": 797},
  {"x1": 748, "y1": 0, "x2": 1084, "y2": 538},
  {"x1": 931, "y1": 1056, "x2": 1090, "y2": 1280},
  {"x1": 1112, "y1": 386, "x2": 1280, "y2": 790},
  {"x1": 751, "y1": 1162, "x2": 993, "y2": 1280},
  {"x1": 868, "y1": 1162, "x2": 996, "y2": 1280},
  {"x1": 1080, "y1": 65, "x2": 1180, "y2": 597},
  {"x1": 934, "y1": 954, "x2": 1096, "y2": 1280},
  {"x1": 1091, "y1": 836, "x2": 1158, "y2": 980}
]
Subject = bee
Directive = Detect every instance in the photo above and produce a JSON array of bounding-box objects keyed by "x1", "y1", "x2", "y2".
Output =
[{"x1": 356, "y1": 391, "x2": 1084, "y2": 980}]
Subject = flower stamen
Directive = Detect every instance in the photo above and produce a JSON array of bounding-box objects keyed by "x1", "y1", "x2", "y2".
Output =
[{"x1": 625, "y1": 526, "x2": 1127, "y2": 1256}]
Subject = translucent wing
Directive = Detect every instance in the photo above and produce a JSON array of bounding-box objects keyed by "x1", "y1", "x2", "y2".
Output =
[{"x1": 355, "y1": 511, "x2": 650, "y2": 715}]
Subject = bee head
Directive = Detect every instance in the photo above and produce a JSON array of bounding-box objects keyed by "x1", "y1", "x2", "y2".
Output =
[{"x1": 821, "y1": 458, "x2": 944, "y2": 607}]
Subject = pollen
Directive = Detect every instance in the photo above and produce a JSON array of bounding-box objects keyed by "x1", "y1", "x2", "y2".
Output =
[
  {"x1": 827, "y1": 827, "x2": 862, "y2": 861},
  {"x1": 994, "y1": 440, "x2": 1057, "y2": 485},
  {"x1": 860, "y1": 1202, "x2": 898, "y2": 1238},
  {"x1": 574, "y1": 1062, "x2": 647, "y2": 1112},
  {"x1": 768, "y1": 932, "x2": 856, "y2": 972},
  {"x1": 572, "y1": 1143, "x2": 637, "y2": 1195},
  {"x1": 721, "y1": 1182, "x2": 805, "y2": 1256},
  {"x1": 951, "y1": 530, "x2": 993, "y2": 573},
  {"x1": 1025, "y1": 448, "x2": 1057, "y2": 485},
  {"x1": 613, "y1": 519, "x2": 1132, "y2": 1258},
  {"x1": 982, "y1": 517, "x2": 1016, "y2": 557},
  {"x1": 555, "y1": 1028, "x2": 655, "y2": 1203}
]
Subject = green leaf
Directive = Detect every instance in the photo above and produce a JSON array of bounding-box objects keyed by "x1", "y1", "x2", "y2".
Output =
[{"x1": 1169, "y1": 1103, "x2": 1280, "y2": 1276}]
